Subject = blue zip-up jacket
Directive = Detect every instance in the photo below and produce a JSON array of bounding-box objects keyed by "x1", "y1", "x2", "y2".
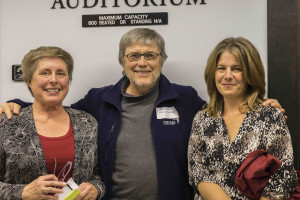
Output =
[
  {"x1": 71, "y1": 74, "x2": 206, "y2": 200},
  {"x1": 11, "y1": 74, "x2": 206, "y2": 200}
]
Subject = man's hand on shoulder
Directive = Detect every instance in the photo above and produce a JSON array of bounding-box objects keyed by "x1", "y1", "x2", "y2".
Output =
[
  {"x1": 263, "y1": 98, "x2": 286, "y2": 119},
  {"x1": 0, "y1": 102, "x2": 21, "y2": 122}
]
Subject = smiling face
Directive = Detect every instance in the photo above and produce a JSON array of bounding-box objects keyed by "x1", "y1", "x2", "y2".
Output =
[
  {"x1": 28, "y1": 57, "x2": 69, "y2": 107},
  {"x1": 215, "y1": 51, "x2": 246, "y2": 102},
  {"x1": 123, "y1": 43, "x2": 162, "y2": 96}
]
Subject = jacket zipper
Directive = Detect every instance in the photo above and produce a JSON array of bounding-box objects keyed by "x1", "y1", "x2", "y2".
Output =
[{"x1": 105, "y1": 124, "x2": 115, "y2": 162}]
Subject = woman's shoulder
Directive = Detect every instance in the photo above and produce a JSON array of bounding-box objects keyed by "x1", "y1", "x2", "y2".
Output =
[
  {"x1": 256, "y1": 105, "x2": 282, "y2": 119},
  {"x1": 0, "y1": 106, "x2": 35, "y2": 143},
  {"x1": 0, "y1": 106, "x2": 32, "y2": 125},
  {"x1": 64, "y1": 107, "x2": 98, "y2": 124},
  {"x1": 193, "y1": 109, "x2": 207, "y2": 119},
  {"x1": 64, "y1": 107, "x2": 97, "y2": 118},
  {"x1": 192, "y1": 109, "x2": 219, "y2": 127},
  {"x1": 194, "y1": 109, "x2": 219, "y2": 119}
]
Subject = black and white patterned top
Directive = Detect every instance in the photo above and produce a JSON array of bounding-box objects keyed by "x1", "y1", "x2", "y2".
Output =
[
  {"x1": 188, "y1": 105, "x2": 297, "y2": 200},
  {"x1": 0, "y1": 106, "x2": 105, "y2": 200}
]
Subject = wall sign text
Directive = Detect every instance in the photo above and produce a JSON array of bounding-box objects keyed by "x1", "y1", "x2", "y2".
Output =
[{"x1": 82, "y1": 12, "x2": 168, "y2": 27}]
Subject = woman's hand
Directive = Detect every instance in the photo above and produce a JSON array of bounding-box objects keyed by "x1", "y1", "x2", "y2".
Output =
[
  {"x1": 198, "y1": 182, "x2": 232, "y2": 200},
  {"x1": 21, "y1": 174, "x2": 66, "y2": 200},
  {"x1": 74, "y1": 182, "x2": 98, "y2": 200}
]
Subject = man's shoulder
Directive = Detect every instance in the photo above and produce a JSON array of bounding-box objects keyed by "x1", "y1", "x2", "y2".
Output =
[
  {"x1": 83, "y1": 84, "x2": 116, "y2": 101},
  {"x1": 170, "y1": 83, "x2": 200, "y2": 98},
  {"x1": 88, "y1": 84, "x2": 115, "y2": 94},
  {"x1": 160, "y1": 74, "x2": 197, "y2": 94},
  {"x1": 171, "y1": 83, "x2": 196, "y2": 91},
  {"x1": 88, "y1": 76, "x2": 125, "y2": 96},
  {"x1": 166, "y1": 83, "x2": 206, "y2": 111}
]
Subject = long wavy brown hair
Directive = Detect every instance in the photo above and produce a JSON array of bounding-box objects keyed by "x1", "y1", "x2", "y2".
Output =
[{"x1": 204, "y1": 37, "x2": 266, "y2": 117}]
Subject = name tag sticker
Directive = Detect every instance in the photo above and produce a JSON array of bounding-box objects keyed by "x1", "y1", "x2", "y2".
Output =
[
  {"x1": 156, "y1": 107, "x2": 179, "y2": 119},
  {"x1": 56, "y1": 178, "x2": 80, "y2": 200}
]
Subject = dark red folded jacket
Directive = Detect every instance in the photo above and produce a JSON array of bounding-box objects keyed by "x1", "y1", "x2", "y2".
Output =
[
  {"x1": 235, "y1": 149, "x2": 281, "y2": 200},
  {"x1": 290, "y1": 170, "x2": 300, "y2": 200}
]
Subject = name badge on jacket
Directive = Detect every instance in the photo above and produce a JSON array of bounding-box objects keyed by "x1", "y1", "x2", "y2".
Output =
[{"x1": 156, "y1": 107, "x2": 180, "y2": 124}]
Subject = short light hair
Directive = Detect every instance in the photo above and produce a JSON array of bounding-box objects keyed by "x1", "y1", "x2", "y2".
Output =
[
  {"x1": 22, "y1": 46, "x2": 73, "y2": 82},
  {"x1": 118, "y1": 28, "x2": 168, "y2": 67},
  {"x1": 21, "y1": 46, "x2": 73, "y2": 95},
  {"x1": 205, "y1": 37, "x2": 266, "y2": 117}
]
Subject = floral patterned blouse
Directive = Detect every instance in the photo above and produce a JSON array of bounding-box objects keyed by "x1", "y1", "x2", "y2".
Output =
[{"x1": 188, "y1": 105, "x2": 297, "y2": 200}]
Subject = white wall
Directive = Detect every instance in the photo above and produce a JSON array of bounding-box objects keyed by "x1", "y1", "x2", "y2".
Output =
[{"x1": 0, "y1": 0, "x2": 267, "y2": 105}]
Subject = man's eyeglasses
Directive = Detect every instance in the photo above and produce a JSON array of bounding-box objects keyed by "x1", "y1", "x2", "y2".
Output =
[{"x1": 124, "y1": 52, "x2": 161, "y2": 62}]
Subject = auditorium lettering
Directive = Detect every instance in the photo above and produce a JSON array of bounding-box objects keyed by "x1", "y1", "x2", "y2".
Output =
[{"x1": 51, "y1": 0, "x2": 206, "y2": 9}]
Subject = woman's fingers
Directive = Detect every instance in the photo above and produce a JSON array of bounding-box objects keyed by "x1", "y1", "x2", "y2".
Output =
[
  {"x1": 42, "y1": 185, "x2": 65, "y2": 194},
  {"x1": 21, "y1": 175, "x2": 66, "y2": 200},
  {"x1": 74, "y1": 182, "x2": 98, "y2": 200}
]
